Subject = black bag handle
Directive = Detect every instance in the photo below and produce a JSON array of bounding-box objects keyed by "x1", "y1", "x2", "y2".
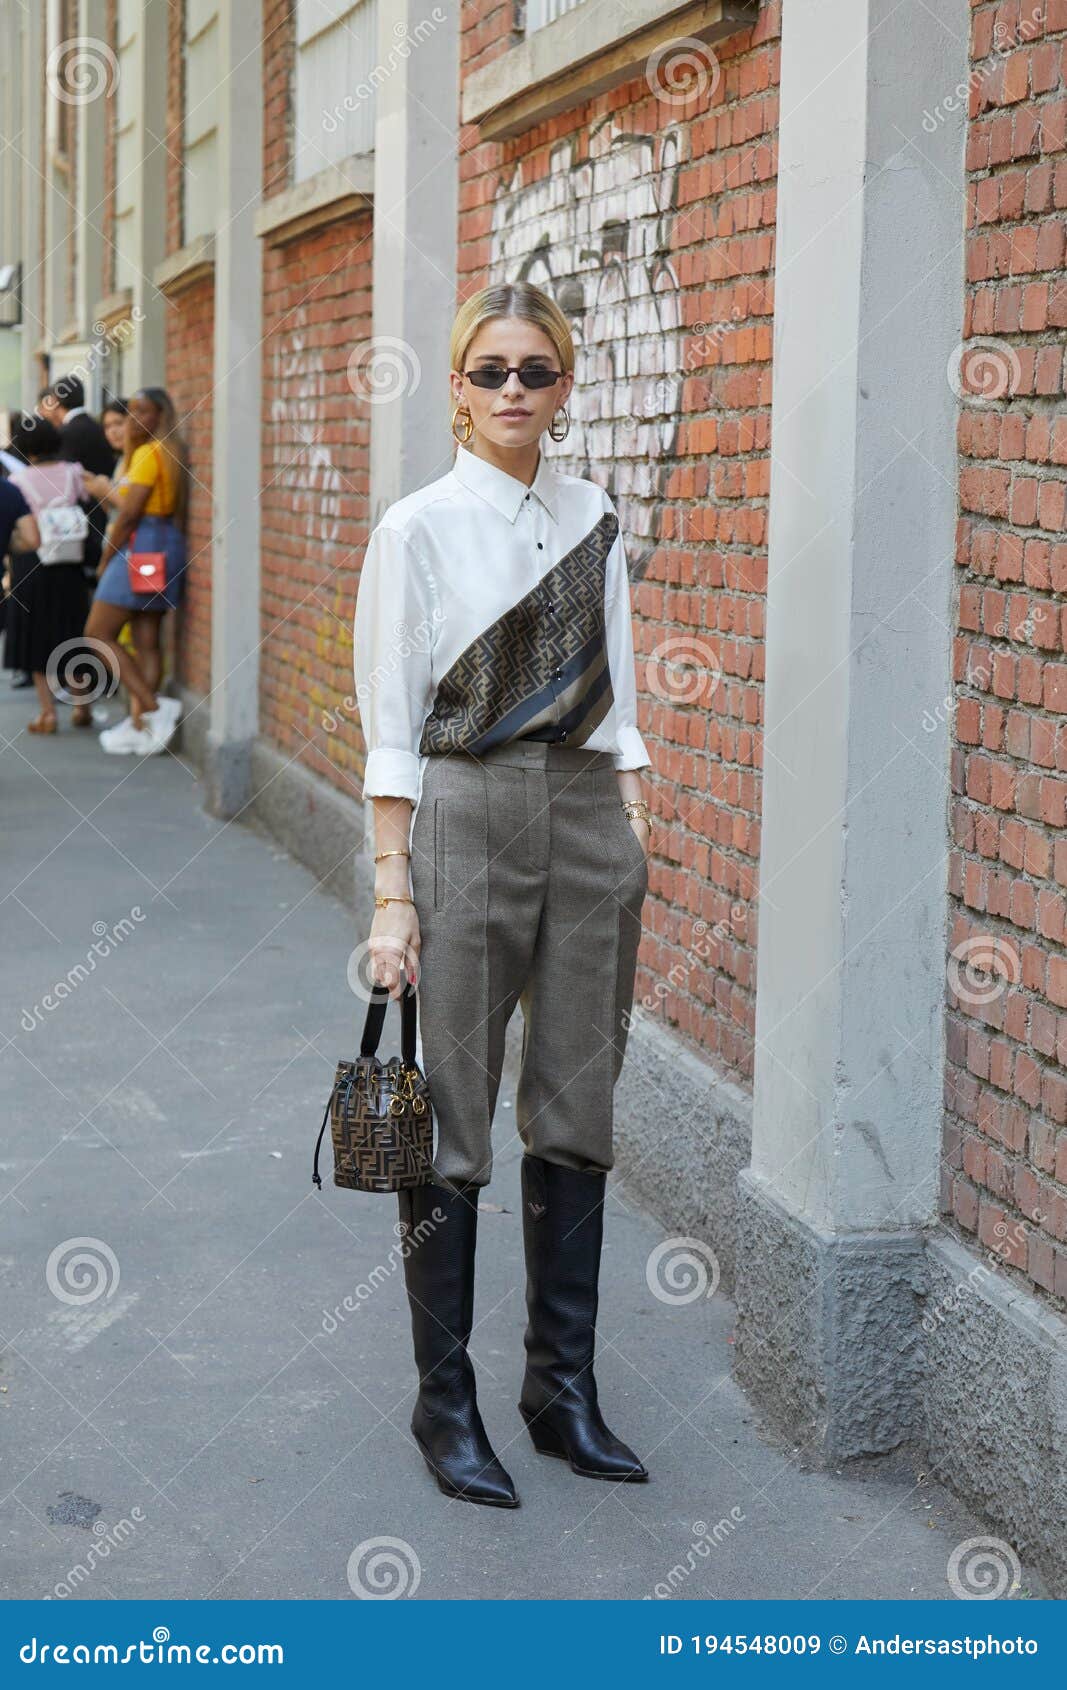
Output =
[
  {"x1": 312, "y1": 982, "x2": 418, "y2": 1189},
  {"x1": 360, "y1": 980, "x2": 417, "y2": 1068}
]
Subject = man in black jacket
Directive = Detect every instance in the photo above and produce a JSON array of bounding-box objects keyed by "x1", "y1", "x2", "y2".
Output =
[{"x1": 48, "y1": 375, "x2": 117, "y2": 582}]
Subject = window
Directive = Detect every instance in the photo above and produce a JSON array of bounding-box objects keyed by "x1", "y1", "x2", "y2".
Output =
[
  {"x1": 183, "y1": 0, "x2": 219, "y2": 244},
  {"x1": 293, "y1": 0, "x2": 378, "y2": 184},
  {"x1": 525, "y1": 0, "x2": 587, "y2": 30}
]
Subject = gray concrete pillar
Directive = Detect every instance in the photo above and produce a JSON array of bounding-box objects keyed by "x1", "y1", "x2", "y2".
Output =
[
  {"x1": 17, "y1": 1, "x2": 44, "y2": 402},
  {"x1": 124, "y1": 0, "x2": 167, "y2": 386},
  {"x1": 73, "y1": 0, "x2": 108, "y2": 355},
  {"x1": 201, "y1": 0, "x2": 263, "y2": 818},
  {"x1": 369, "y1": 0, "x2": 460, "y2": 521},
  {"x1": 734, "y1": 0, "x2": 968, "y2": 1459}
]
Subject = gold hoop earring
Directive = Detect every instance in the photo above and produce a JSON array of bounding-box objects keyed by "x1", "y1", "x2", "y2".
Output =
[
  {"x1": 451, "y1": 404, "x2": 474, "y2": 444},
  {"x1": 548, "y1": 407, "x2": 570, "y2": 443}
]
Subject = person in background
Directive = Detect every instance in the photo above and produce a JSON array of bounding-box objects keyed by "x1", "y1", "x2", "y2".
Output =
[
  {"x1": 83, "y1": 399, "x2": 134, "y2": 515},
  {"x1": 36, "y1": 386, "x2": 61, "y2": 428},
  {"x1": 1, "y1": 428, "x2": 33, "y2": 689},
  {"x1": 49, "y1": 375, "x2": 117, "y2": 588},
  {"x1": 0, "y1": 462, "x2": 31, "y2": 683},
  {"x1": 85, "y1": 386, "x2": 188, "y2": 755},
  {"x1": 101, "y1": 398, "x2": 130, "y2": 460},
  {"x1": 5, "y1": 413, "x2": 93, "y2": 735}
]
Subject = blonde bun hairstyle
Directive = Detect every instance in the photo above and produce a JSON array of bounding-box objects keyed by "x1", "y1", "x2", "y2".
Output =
[{"x1": 449, "y1": 281, "x2": 575, "y2": 377}]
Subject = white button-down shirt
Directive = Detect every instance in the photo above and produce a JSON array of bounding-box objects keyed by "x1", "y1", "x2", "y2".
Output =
[{"x1": 352, "y1": 444, "x2": 651, "y2": 816}]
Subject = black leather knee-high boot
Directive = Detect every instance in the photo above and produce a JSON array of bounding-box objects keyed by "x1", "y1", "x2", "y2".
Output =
[
  {"x1": 397, "y1": 1180, "x2": 519, "y2": 1507},
  {"x1": 518, "y1": 1154, "x2": 648, "y2": 1481}
]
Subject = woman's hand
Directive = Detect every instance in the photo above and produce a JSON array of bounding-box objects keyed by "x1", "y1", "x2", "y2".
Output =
[
  {"x1": 628, "y1": 815, "x2": 651, "y2": 859},
  {"x1": 368, "y1": 901, "x2": 421, "y2": 1000},
  {"x1": 83, "y1": 472, "x2": 112, "y2": 501}
]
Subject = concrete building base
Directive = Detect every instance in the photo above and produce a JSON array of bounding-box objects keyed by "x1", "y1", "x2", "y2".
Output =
[
  {"x1": 733, "y1": 1169, "x2": 928, "y2": 1463},
  {"x1": 922, "y1": 1233, "x2": 1067, "y2": 1596},
  {"x1": 201, "y1": 731, "x2": 254, "y2": 821}
]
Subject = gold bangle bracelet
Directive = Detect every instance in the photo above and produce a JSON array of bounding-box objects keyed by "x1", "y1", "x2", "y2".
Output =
[
  {"x1": 374, "y1": 849, "x2": 410, "y2": 862},
  {"x1": 374, "y1": 895, "x2": 415, "y2": 908}
]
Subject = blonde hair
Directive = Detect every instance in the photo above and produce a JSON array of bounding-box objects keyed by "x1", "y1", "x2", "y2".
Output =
[{"x1": 449, "y1": 282, "x2": 575, "y2": 378}]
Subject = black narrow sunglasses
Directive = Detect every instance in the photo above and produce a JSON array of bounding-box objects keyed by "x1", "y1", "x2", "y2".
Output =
[{"x1": 464, "y1": 363, "x2": 563, "y2": 390}]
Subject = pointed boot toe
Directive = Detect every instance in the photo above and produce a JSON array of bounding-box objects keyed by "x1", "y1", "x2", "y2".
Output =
[{"x1": 412, "y1": 1404, "x2": 519, "y2": 1507}]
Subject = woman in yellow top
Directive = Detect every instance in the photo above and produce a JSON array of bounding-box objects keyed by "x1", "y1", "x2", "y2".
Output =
[{"x1": 83, "y1": 387, "x2": 189, "y2": 755}]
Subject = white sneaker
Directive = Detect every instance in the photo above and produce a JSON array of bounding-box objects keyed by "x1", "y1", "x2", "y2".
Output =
[
  {"x1": 99, "y1": 716, "x2": 156, "y2": 755},
  {"x1": 141, "y1": 695, "x2": 182, "y2": 752}
]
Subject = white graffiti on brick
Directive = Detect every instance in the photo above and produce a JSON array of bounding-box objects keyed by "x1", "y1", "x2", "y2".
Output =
[
  {"x1": 489, "y1": 119, "x2": 684, "y2": 580},
  {"x1": 270, "y1": 304, "x2": 344, "y2": 551}
]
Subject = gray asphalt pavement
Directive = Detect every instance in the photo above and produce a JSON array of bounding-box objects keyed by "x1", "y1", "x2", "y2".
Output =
[{"x1": 0, "y1": 685, "x2": 1045, "y2": 1601}]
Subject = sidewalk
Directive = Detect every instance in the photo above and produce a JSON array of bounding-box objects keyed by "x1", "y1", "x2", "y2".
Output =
[{"x1": 0, "y1": 688, "x2": 1045, "y2": 1601}]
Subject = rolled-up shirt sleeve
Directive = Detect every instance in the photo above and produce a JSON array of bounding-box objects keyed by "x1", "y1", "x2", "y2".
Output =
[
  {"x1": 603, "y1": 497, "x2": 652, "y2": 772},
  {"x1": 352, "y1": 522, "x2": 438, "y2": 802}
]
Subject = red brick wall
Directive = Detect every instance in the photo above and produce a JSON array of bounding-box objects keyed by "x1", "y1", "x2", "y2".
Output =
[
  {"x1": 456, "y1": 1, "x2": 781, "y2": 1085},
  {"x1": 167, "y1": 275, "x2": 214, "y2": 698},
  {"x1": 257, "y1": 0, "x2": 373, "y2": 790},
  {"x1": 263, "y1": 0, "x2": 293, "y2": 198},
  {"x1": 944, "y1": 0, "x2": 1067, "y2": 1304},
  {"x1": 259, "y1": 222, "x2": 373, "y2": 788}
]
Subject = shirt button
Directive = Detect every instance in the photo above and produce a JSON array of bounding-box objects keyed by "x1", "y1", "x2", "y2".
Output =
[
  {"x1": 559, "y1": 729, "x2": 568, "y2": 741},
  {"x1": 537, "y1": 542, "x2": 543, "y2": 550}
]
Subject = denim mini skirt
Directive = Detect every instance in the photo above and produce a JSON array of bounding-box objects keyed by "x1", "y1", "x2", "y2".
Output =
[{"x1": 94, "y1": 513, "x2": 187, "y2": 613}]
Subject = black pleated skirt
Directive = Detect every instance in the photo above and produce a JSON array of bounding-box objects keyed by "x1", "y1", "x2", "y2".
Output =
[{"x1": 2, "y1": 553, "x2": 89, "y2": 675}]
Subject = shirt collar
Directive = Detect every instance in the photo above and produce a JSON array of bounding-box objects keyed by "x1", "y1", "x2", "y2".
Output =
[
  {"x1": 62, "y1": 406, "x2": 87, "y2": 421},
  {"x1": 452, "y1": 443, "x2": 558, "y2": 523}
]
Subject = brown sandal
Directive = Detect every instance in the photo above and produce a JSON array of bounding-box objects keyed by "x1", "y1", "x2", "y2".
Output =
[
  {"x1": 71, "y1": 704, "x2": 94, "y2": 728},
  {"x1": 27, "y1": 713, "x2": 58, "y2": 734}
]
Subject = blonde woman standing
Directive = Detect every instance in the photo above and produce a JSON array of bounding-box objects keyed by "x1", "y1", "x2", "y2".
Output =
[{"x1": 352, "y1": 281, "x2": 654, "y2": 1509}]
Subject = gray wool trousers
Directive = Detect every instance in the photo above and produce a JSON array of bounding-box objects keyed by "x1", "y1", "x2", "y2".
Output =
[{"x1": 408, "y1": 741, "x2": 648, "y2": 1190}]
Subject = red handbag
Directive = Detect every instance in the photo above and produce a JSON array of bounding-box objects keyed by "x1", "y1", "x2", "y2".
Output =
[{"x1": 127, "y1": 527, "x2": 167, "y2": 594}]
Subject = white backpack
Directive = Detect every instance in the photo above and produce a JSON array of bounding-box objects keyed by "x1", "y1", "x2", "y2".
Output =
[{"x1": 37, "y1": 463, "x2": 89, "y2": 565}]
